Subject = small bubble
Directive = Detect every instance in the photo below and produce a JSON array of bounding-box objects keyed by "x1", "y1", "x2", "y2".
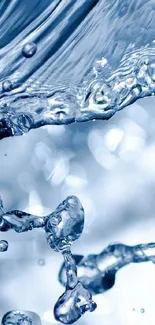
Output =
[
  {"x1": 38, "y1": 258, "x2": 45, "y2": 266},
  {"x1": 4, "y1": 153, "x2": 7, "y2": 156},
  {"x1": 132, "y1": 308, "x2": 135, "y2": 312},
  {"x1": 0, "y1": 240, "x2": 8, "y2": 252},
  {"x1": 2, "y1": 80, "x2": 12, "y2": 92},
  {"x1": 141, "y1": 308, "x2": 145, "y2": 313},
  {"x1": 17, "y1": 114, "x2": 33, "y2": 130},
  {"x1": 22, "y1": 42, "x2": 37, "y2": 58}
]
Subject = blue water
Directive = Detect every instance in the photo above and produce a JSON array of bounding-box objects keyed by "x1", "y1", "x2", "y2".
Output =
[
  {"x1": 1, "y1": 1, "x2": 155, "y2": 324},
  {"x1": 1, "y1": 0, "x2": 155, "y2": 138},
  {"x1": 2, "y1": 310, "x2": 42, "y2": 325},
  {"x1": 59, "y1": 243, "x2": 155, "y2": 294},
  {"x1": 0, "y1": 196, "x2": 96, "y2": 324},
  {"x1": 1, "y1": 194, "x2": 155, "y2": 324}
]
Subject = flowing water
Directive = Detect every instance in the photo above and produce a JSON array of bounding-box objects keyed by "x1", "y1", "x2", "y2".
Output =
[
  {"x1": 1, "y1": 1, "x2": 155, "y2": 325},
  {"x1": 1, "y1": 0, "x2": 155, "y2": 138}
]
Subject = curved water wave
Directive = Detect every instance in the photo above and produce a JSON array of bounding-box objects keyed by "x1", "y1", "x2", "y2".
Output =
[{"x1": 0, "y1": 0, "x2": 155, "y2": 138}]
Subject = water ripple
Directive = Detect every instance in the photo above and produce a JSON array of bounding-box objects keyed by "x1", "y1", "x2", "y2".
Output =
[{"x1": 0, "y1": 0, "x2": 155, "y2": 138}]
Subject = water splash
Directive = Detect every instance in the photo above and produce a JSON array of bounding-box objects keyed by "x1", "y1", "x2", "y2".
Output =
[
  {"x1": 59, "y1": 243, "x2": 155, "y2": 295},
  {"x1": 0, "y1": 196, "x2": 97, "y2": 324},
  {"x1": 0, "y1": 210, "x2": 46, "y2": 233},
  {"x1": 59, "y1": 254, "x2": 110, "y2": 295},
  {"x1": 54, "y1": 250, "x2": 97, "y2": 324},
  {"x1": 44, "y1": 196, "x2": 97, "y2": 324},
  {"x1": 1, "y1": 0, "x2": 155, "y2": 138},
  {"x1": 1, "y1": 311, "x2": 42, "y2": 325},
  {"x1": 1, "y1": 195, "x2": 155, "y2": 321},
  {"x1": 45, "y1": 196, "x2": 84, "y2": 252}
]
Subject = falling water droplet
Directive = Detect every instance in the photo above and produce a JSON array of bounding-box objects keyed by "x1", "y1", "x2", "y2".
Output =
[{"x1": 22, "y1": 42, "x2": 37, "y2": 58}]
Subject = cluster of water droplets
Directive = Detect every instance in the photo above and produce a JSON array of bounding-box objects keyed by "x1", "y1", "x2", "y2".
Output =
[{"x1": 0, "y1": 196, "x2": 96, "y2": 324}]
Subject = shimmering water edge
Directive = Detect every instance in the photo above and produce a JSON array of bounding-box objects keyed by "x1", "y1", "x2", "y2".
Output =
[
  {"x1": 1, "y1": 0, "x2": 155, "y2": 139},
  {"x1": 1, "y1": 47, "x2": 155, "y2": 139}
]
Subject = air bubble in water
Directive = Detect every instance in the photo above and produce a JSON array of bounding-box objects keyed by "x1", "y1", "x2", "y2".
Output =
[
  {"x1": 141, "y1": 308, "x2": 145, "y2": 313},
  {"x1": 0, "y1": 240, "x2": 8, "y2": 252},
  {"x1": 38, "y1": 258, "x2": 45, "y2": 266},
  {"x1": 22, "y1": 42, "x2": 37, "y2": 58},
  {"x1": 2, "y1": 80, "x2": 12, "y2": 92}
]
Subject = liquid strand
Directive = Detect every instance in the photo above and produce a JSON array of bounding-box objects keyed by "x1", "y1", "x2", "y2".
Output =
[
  {"x1": 0, "y1": 196, "x2": 96, "y2": 324},
  {"x1": 1, "y1": 196, "x2": 155, "y2": 321},
  {"x1": 59, "y1": 243, "x2": 155, "y2": 295}
]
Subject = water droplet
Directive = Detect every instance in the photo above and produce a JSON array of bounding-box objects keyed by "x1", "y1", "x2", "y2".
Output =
[
  {"x1": 22, "y1": 42, "x2": 37, "y2": 58},
  {"x1": 45, "y1": 196, "x2": 84, "y2": 252},
  {"x1": 141, "y1": 308, "x2": 145, "y2": 313},
  {"x1": 38, "y1": 258, "x2": 45, "y2": 266},
  {"x1": 2, "y1": 80, "x2": 12, "y2": 92},
  {"x1": 4, "y1": 153, "x2": 7, "y2": 156},
  {"x1": 54, "y1": 281, "x2": 97, "y2": 324},
  {"x1": 0, "y1": 240, "x2": 8, "y2": 252}
]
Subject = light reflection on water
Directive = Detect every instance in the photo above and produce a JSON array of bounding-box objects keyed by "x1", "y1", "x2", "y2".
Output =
[
  {"x1": 1, "y1": 1, "x2": 155, "y2": 322},
  {"x1": 1, "y1": 96, "x2": 155, "y2": 324},
  {"x1": 1, "y1": 0, "x2": 155, "y2": 136}
]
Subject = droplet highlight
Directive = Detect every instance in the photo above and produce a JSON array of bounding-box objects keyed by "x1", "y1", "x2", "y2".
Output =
[{"x1": 22, "y1": 42, "x2": 37, "y2": 58}]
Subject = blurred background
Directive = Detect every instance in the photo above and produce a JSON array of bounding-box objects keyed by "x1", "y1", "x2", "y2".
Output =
[{"x1": 0, "y1": 96, "x2": 155, "y2": 325}]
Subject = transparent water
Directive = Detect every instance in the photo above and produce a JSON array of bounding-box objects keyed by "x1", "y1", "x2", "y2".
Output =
[
  {"x1": 1, "y1": 0, "x2": 155, "y2": 138},
  {"x1": 1, "y1": 1, "x2": 155, "y2": 325}
]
